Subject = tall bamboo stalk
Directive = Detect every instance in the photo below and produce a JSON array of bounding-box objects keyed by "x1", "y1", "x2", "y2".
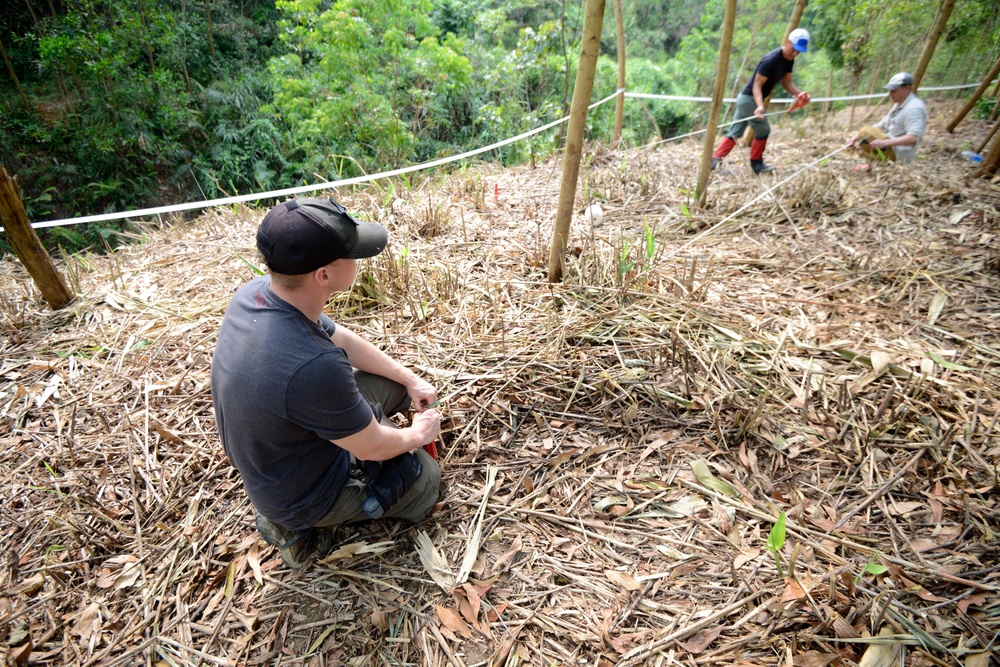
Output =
[
  {"x1": 612, "y1": 0, "x2": 625, "y2": 146},
  {"x1": 548, "y1": 0, "x2": 606, "y2": 283},
  {"x1": 947, "y1": 55, "x2": 1000, "y2": 132},
  {"x1": 0, "y1": 166, "x2": 74, "y2": 310},
  {"x1": 912, "y1": 0, "x2": 956, "y2": 91},
  {"x1": 206, "y1": 0, "x2": 216, "y2": 61},
  {"x1": 973, "y1": 125, "x2": 1000, "y2": 177},
  {"x1": 697, "y1": 0, "x2": 737, "y2": 206},
  {"x1": 975, "y1": 116, "x2": 1000, "y2": 155}
]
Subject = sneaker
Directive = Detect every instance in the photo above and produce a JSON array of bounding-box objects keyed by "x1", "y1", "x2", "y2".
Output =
[
  {"x1": 255, "y1": 514, "x2": 314, "y2": 569},
  {"x1": 751, "y1": 160, "x2": 775, "y2": 174},
  {"x1": 711, "y1": 157, "x2": 722, "y2": 171}
]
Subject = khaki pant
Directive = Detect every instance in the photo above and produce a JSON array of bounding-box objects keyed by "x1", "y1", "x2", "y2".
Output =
[
  {"x1": 853, "y1": 125, "x2": 896, "y2": 163},
  {"x1": 725, "y1": 93, "x2": 771, "y2": 140},
  {"x1": 314, "y1": 370, "x2": 441, "y2": 526}
]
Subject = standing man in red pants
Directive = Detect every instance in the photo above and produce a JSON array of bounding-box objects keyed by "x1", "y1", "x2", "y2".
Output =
[{"x1": 712, "y1": 28, "x2": 812, "y2": 174}]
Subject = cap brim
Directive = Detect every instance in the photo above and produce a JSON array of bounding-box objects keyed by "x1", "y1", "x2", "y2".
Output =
[
  {"x1": 344, "y1": 221, "x2": 389, "y2": 259},
  {"x1": 793, "y1": 43, "x2": 808, "y2": 52},
  {"x1": 884, "y1": 84, "x2": 900, "y2": 90}
]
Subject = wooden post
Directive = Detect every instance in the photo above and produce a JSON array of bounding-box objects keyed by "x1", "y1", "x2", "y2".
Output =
[
  {"x1": 743, "y1": 0, "x2": 808, "y2": 146},
  {"x1": 912, "y1": 0, "x2": 956, "y2": 92},
  {"x1": 0, "y1": 166, "x2": 74, "y2": 310},
  {"x1": 973, "y1": 125, "x2": 1000, "y2": 177},
  {"x1": 696, "y1": 0, "x2": 737, "y2": 206},
  {"x1": 975, "y1": 115, "x2": 1000, "y2": 155},
  {"x1": 947, "y1": 55, "x2": 1000, "y2": 132},
  {"x1": 548, "y1": 0, "x2": 605, "y2": 284},
  {"x1": 612, "y1": 0, "x2": 625, "y2": 147}
]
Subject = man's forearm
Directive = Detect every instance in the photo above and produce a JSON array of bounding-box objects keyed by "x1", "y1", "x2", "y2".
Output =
[
  {"x1": 333, "y1": 326, "x2": 419, "y2": 388},
  {"x1": 885, "y1": 134, "x2": 918, "y2": 147},
  {"x1": 334, "y1": 416, "x2": 435, "y2": 461}
]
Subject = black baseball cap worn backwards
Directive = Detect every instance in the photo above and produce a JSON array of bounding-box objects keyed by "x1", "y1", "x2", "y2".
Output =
[{"x1": 256, "y1": 197, "x2": 388, "y2": 274}]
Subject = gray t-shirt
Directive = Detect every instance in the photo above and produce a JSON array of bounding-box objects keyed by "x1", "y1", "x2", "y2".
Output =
[
  {"x1": 211, "y1": 276, "x2": 373, "y2": 530},
  {"x1": 874, "y1": 93, "x2": 928, "y2": 164}
]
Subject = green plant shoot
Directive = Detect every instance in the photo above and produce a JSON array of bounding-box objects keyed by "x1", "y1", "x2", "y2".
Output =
[
  {"x1": 766, "y1": 511, "x2": 787, "y2": 578},
  {"x1": 644, "y1": 221, "x2": 655, "y2": 265}
]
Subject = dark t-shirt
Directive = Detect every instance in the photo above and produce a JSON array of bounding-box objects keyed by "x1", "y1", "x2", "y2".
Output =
[
  {"x1": 211, "y1": 276, "x2": 373, "y2": 531},
  {"x1": 740, "y1": 47, "x2": 795, "y2": 98}
]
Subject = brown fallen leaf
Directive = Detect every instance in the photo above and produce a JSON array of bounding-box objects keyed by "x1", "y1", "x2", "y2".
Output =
[
  {"x1": 679, "y1": 625, "x2": 722, "y2": 654},
  {"x1": 453, "y1": 587, "x2": 479, "y2": 626},
  {"x1": 151, "y1": 419, "x2": 183, "y2": 444},
  {"x1": 469, "y1": 576, "x2": 498, "y2": 598},
  {"x1": 605, "y1": 569, "x2": 642, "y2": 592},
  {"x1": 371, "y1": 608, "x2": 390, "y2": 631},
  {"x1": 964, "y1": 652, "x2": 991, "y2": 667},
  {"x1": 734, "y1": 549, "x2": 760, "y2": 570},
  {"x1": 832, "y1": 614, "x2": 861, "y2": 639},
  {"x1": 69, "y1": 601, "x2": 103, "y2": 649},
  {"x1": 11, "y1": 573, "x2": 45, "y2": 596},
  {"x1": 780, "y1": 578, "x2": 807, "y2": 602},
  {"x1": 493, "y1": 536, "x2": 522, "y2": 572},
  {"x1": 435, "y1": 605, "x2": 473, "y2": 638},
  {"x1": 957, "y1": 592, "x2": 988, "y2": 614},
  {"x1": 9, "y1": 637, "x2": 33, "y2": 667},
  {"x1": 609, "y1": 630, "x2": 655, "y2": 655},
  {"x1": 485, "y1": 602, "x2": 509, "y2": 623},
  {"x1": 247, "y1": 541, "x2": 263, "y2": 587},
  {"x1": 792, "y1": 650, "x2": 838, "y2": 667},
  {"x1": 858, "y1": 627, "x2": 901, "y2": 667}
]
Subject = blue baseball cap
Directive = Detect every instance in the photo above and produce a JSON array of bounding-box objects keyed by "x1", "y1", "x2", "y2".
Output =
[{"x1": 789, "y1": 28, "x2": 810, "y2": 53}]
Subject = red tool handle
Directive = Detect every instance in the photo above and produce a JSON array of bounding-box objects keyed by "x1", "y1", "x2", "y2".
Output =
[{"x1": 425, "y1": 440, "x2": 438, "y2": 460}]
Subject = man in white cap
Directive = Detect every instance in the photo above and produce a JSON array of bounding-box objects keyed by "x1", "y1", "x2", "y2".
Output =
[
  {"x1": 847, "y1": 72, "x2": 928, "y2": 164},
  {"x1": 712, "y1": 28, "x2": 812, "y2": 174},
  {"x1": 211, "y1": 197, "x2": 443, "y2": 568}
]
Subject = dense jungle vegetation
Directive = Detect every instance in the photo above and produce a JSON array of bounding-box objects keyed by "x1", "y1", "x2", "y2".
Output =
[{"x1": 0, "y1": 0, "x2": 998, "y2": 251}]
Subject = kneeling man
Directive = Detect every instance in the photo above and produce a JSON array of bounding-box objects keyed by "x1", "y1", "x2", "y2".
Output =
[
  {"x1": 211, "y1": 197, "x2": 442, "y2": 568},
  {"x1": 847, "y1": 72, "x2": 928, "y2": 164}
]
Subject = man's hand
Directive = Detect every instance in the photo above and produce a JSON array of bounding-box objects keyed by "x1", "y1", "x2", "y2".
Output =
[
  {"x1": 868, "y1": 139, "x2": 891, "y2": 149},
  {"x1": 754, "y1": 105, "x2": 766, "y2": 119},
  {"x1": 411, "y1": 409, "x2": 441, "y2": 446},
  {"x1": 789, "y1": 91, "x2": 811, "y2": 112},
  {"x1": 846, "y1": 134, "x2": 860, "y2": 148},
  {"x1": 407, "y1": 378, "x2": 437, "y2": 411}
]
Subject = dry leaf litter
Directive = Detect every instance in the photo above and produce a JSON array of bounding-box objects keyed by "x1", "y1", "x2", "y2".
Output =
[{"x1": 1, "y1": 100, "x2": 998, "y2": 667}]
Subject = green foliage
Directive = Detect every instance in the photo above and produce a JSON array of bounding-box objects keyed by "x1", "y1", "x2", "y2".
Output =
[
  {"x1": 267, "y1": 0, "x2": 475, "y2": 178},
  {"x1": 1, "y1": 0, "x2": 998, "y2": 259}
]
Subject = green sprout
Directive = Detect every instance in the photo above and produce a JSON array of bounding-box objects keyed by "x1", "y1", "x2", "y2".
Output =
[
  {"x1": 766, "y1": 511, "x2": 787, "y2": 578},
  {"x1": 643, "y1": 221, "x2": 655, "y2": 268}
]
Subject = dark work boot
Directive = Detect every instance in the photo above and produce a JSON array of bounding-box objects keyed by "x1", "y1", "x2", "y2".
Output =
[
  {"x1": 256, "y1": 514, "x2": 315, "y2": 569},
  {"x1": 711, "y1": 157, "x2": 722, "y2": 171},
  {"x1": 751, "y1": 159, "x2": 775, "y2": 174}
]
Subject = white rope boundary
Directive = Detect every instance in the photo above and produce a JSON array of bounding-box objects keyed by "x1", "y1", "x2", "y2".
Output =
[
  {"x1": 3, "y1": 78, "x2": 995, "y2": 232},
  {"x1": 626, "y1": 79, "x2": 997, "y2": 104}
]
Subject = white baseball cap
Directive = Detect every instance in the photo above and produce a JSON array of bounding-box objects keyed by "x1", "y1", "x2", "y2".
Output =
[
  {"x1": 884, "y1": 72, "x2": 914, "y2": 90},
  {"x1": 788, "y1": 28, "x2": 810, "y2": 53}
]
